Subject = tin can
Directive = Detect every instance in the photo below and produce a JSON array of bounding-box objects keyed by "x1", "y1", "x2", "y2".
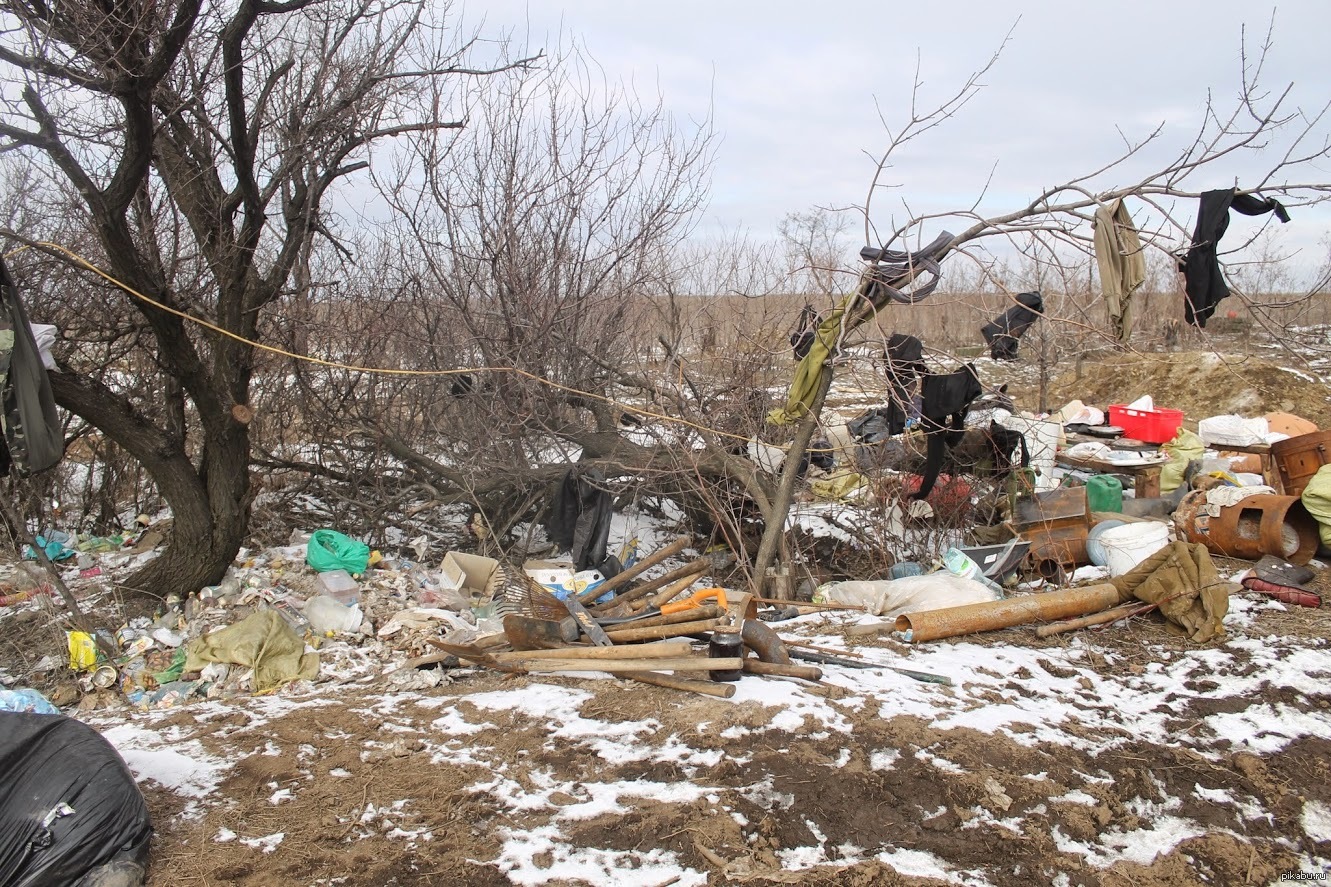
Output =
[{"x1": 90, "y1": 664, "x2": 118, "y2": 689}]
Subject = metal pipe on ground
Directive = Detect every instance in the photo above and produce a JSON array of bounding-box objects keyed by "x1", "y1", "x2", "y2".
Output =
[
  {"x1": 893, "y1": 583, "x2": 1123, "y2": 643},
  {"x1": 740, "y1": 619, "x2": 791, "y2": 665}
]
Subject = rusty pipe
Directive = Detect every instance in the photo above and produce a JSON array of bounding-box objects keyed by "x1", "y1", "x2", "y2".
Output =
[
  {"x1": 1174, "y1": 490, "x2": 1320, "y2": 564},
  {"x1": 740, "y1": 619, "x2": 791, "y2": 665},
  {"x1": 893, "y1": 583, "x2": 1124, "y2": 643}
]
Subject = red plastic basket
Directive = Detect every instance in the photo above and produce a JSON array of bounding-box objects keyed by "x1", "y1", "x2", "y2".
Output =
[{"x1": 1108, "y1": 404, "x2": 1185, "y2": 444}]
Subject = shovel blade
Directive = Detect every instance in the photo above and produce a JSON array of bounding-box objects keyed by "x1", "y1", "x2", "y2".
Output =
[{"x1": 503, "y1": 614, "x2": 574, "y2": 650}]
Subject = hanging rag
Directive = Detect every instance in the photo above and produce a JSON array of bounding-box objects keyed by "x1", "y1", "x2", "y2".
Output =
[
  {"x1": 1110, "y1": 540, "x2": 1233, "y2": 643},
  {"x1": 769, "y1": 234, "x2": 950, "y2": 425},
  {"x1": 768, "y1": 303, "x2": 848, "y2": 424},
  {"x1": 1093, "y1": 199, "x2": 1147, "y2": 344},
  {"x1": 883, "y1": 333, "x2": 926, "y2": 422},
  {"x1": 1180, "y1": 188, "x2": 1290, "y2": 327},
  {"x1": 545, "y1": 466, "x2": 614, "y2": 572},
  {"x1": 788, "y1": 303, "x2": 823, "y2": 360},
  {"x1": 911, "y1": 364, "x2": 984, "y2": 500},
  {"x1": 0, "y1": 257, "x2": 64, "y2": 475},
  {"x1": 980, "y1": 292, "x2": 1043, "y2": 360}
]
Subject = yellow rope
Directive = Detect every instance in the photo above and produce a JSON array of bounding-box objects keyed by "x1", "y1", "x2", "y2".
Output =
[{"x1": 8, "y1": 240, "x2": 778, "y2": 447}]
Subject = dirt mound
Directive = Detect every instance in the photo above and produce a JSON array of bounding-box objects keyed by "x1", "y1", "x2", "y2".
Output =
[{"x1": 1042, "y1": 350, "x2": 1330, "y2": 422}]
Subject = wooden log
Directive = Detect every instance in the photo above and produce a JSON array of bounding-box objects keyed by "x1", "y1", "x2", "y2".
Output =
[
  {"x1": 742, "y1": 660, "x2": 823, "y2": 681},
  {"x1": 594, "y1": 558, "x2": 711, "y2": 613},
  {"x1": 575, "y1": 535, "x2": 692, "y2": 606},
  {"x1": 508, "y1": 656, "x2": 743, "y2": 673},
  {"x1": 492, "y1": 641, "x2": 692, "y2": 662},
  {"x1": 602, "y1": 617, "x2": 723, "y2": 643},
  {"x1": 605, "y1": 604, "x2": 723, "y2": 631},
  {"x1": 616, "y1": 670, "x2": 737, "y2": 698}
]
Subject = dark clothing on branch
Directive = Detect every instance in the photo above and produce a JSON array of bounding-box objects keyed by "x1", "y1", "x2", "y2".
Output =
[
  {"x1": 546, "y1": 467, "x2": 614, "y2": 573},
  {"x1": 1180, "y1": 188, "x2": 1290, "y2": 328},
  {"x1": 0, "y1": 258, "x2": 63, "y2": 476},
  {"x1": 912, "y1": 365, "x2": 984, "y2": 500},
  {"x1": 980, "y1": 292, "x2": 1043, "y2": 361}
]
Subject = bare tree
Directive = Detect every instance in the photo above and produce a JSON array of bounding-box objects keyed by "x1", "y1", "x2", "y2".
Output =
[
  {"x1": 0, "y1": 1, "x2": 536, "y2": 597},
  {"x1": 750, "y1": 23, "x2": 1331, "y2": 592},
  {"x1": 246, "y1": 43, "x2": 717, "y2": 550}
]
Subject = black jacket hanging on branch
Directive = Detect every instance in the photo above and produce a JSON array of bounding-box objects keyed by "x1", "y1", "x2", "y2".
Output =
[
  {"x1": 980, "y1": 292, "x2": 1043, "y2": 361},
  {"x1": 883, "y1": 333, "x2": 926, "y2": 411},
  {"x1": 911, "y1": 364, "x2": 984, "y2": 500},
  {"x1": 0, "y1": 257, "x2": 64, "y2": 476},
  {"x1": 1180, "y1": 188, "x2": 1291, "y2": 328},
  {"x1": 545, "y1": 467, "x2": 615, "y2": 573},
  {"x1": 847, "y1": 333, "x2": 927, "y2": 444}
]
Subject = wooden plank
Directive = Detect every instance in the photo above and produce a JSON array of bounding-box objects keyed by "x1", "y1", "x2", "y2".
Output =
[
  {"x1": 603, "y1": 616, "x2": 723, "y2": 642},
  {"x1": 508, "y1": 656, "x2": 743, "y2": 673},
  {"x1": 492, "y1": 641, "x2": 692, "y2": 662}
]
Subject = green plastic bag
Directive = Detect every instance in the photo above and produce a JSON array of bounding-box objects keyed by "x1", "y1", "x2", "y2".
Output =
[{"x1": 306, "y1": 529, "x2": 370, "y2": 574}]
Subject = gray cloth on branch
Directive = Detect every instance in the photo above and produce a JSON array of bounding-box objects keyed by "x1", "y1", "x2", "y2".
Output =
[
  {"x1": 0, "y1": 257, "x2": 64, "y2": 476},
  {"x1": 980, "y1": 292, "x2": 1043, "y2": 360},
  {"x1": 1093, "y1": 199, "x2": 1147, "y2": 344}
]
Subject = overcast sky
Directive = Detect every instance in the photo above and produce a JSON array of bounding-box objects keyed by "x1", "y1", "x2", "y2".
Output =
[{"x1": 473, "y1": 0, "x2": 1331, "y2": 276}]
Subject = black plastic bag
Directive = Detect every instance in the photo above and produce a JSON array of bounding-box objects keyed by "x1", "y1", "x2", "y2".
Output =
[{"x1": 0, "y1": 713, "x2": 152, "y2": 887}]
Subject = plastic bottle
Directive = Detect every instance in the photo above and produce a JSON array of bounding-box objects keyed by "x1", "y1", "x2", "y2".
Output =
[{"x1": 942, "y1": 548, "x2": 1005, "y2": 596}]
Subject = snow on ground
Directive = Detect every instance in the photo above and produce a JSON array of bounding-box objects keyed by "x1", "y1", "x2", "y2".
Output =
[{"x1": 69, "y1": 594, "x2": 1331, "y2": 886}]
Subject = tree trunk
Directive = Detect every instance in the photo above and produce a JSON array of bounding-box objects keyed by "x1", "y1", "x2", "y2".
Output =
[
  {"x1": 49, "y1": 372, "x2": 250, "y2": 599},
  {"x1": 751, "y1": 366, "x2": 834, "y2": 596}
]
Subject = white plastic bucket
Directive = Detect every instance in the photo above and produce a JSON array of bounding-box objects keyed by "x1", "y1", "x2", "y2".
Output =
[{"x1": 1098, "y1": 521, "x2": 1170, "y2": 576}]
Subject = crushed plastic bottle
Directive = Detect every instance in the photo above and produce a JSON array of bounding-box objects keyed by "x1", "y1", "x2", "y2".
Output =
[{"x1": 942, "y1": 547, "x2": 1005, "y2": 597}]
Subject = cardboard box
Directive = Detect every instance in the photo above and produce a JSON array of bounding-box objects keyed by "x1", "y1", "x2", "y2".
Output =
[{"x1": 440, "y1": 551, "x2": 500, "y2": 607}]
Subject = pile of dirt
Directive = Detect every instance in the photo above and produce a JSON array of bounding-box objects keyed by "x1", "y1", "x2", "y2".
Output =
[{"x1": 1039, "y1": 350, "x2": 1330, "y2": 423}]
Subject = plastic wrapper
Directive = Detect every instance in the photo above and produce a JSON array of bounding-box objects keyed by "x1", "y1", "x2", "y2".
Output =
[{"x1": 816, "y1": 572, "x2": 1002, "y2": 618}]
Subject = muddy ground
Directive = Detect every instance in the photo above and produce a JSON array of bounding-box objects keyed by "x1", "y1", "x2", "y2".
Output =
[{"x1": 29, "y1": 578, "x2": 1326, "y2": 887}]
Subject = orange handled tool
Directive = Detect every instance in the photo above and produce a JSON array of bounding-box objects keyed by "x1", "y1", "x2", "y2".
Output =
[{"x1": 660, "y1": 587, "x2": 727, "y2": 616}]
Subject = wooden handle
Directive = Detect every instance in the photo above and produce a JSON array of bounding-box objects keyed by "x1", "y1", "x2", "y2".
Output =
[
  {"x1": 492, "y1": 641, "x2": 692, "y2": 662},
  {"x1": 509, "y1": 656, "x2": 742, "y2": 673},
  {"x1": 1035, "y1": 603, "x2": 1148, "y2": 638},
  {"x1": 576, "y1": 535, "x2": 692, "y2": 605},
  {"x1": 608, "y1": 559, "x2": 712, "y2": 612},
  {"x1": 615, "y1": 670, "x2": 737, "y2": 698},
  {"x1": 603, "y1": 616, "x2": 723, "y2": 643},
  {"x1": 742, "y1": 660, "x2": 824, "y2": 681},
  {"x1": 642, "y1": 574, "x2": 715, "y2": 612},
  {"x1": 608, "y1": 605, "x2": 723, "y2": 631}
]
